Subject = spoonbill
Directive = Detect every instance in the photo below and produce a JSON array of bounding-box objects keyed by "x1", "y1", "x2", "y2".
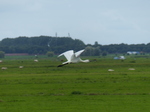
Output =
[{"x1": 57, "y1": 49, "x2": 89, "y2": 67}]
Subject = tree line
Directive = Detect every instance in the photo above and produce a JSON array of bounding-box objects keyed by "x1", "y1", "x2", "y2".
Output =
[{"x1": 0, "y1": 36, "x2": 150, "y2": 56}]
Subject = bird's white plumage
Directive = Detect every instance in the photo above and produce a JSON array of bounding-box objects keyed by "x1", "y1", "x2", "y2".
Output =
[
  {"x1": 75, "y1": 49, "x2": 84, "y2": 57},
  {"x1": 58, "y1": 49, "x2": 89, "y2": 67},
  {"x1": 58, "y1": 50, "x2": 74, "y2": 63}
]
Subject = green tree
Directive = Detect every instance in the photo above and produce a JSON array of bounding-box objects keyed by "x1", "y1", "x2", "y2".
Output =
[{"x1": 83, "y1": 46, "x2": 101, "y2": 56}]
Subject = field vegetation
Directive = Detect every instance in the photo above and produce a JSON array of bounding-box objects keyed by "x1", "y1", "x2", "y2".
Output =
[{"x1": 0, "y1": 55, "x2": 150, "y2": 112}]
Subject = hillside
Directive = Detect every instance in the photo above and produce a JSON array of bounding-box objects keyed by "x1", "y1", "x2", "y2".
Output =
[{"x1": 0, "y1": 36, "x2": 150, "y2": 55}]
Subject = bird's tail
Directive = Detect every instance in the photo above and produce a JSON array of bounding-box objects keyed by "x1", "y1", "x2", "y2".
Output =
[{"x1": 81, "y1": 59, "x2": 89, "y2": 63}]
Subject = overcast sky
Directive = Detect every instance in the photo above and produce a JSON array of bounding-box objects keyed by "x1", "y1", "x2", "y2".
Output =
[{"x1": 0, "y1": 0, "x2": 150, "y2": 45}]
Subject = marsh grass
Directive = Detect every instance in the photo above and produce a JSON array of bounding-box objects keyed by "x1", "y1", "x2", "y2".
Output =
[{"x1": 0, "y1": 56, "x2": 150, "y2": 111}]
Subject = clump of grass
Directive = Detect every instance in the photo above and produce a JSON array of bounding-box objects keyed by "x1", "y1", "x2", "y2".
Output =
[
  {"x1": 71, "y1": 91, "x2": 82, "y2": 95},
  {"x1": 130, "y1": 60, "x2": 136, "y2": 63}
]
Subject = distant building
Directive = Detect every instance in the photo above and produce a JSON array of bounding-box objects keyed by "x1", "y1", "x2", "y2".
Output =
[
  {"x1": 119, "y1": 56, "x2": 125, "y2": 60},
  {"x1": 114, "y1": 57, "x2": 119, "y2": 60},
  {"x1": 114, "y1": 56, "x2": 125, "y2": 60},
  {"x1": 127, "y1": 51, "x2": 140, "y2": 55}
]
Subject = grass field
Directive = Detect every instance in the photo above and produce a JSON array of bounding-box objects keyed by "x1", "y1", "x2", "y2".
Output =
[{"x1": 0, "y1": 55, "x2": 150, "y2": 112}]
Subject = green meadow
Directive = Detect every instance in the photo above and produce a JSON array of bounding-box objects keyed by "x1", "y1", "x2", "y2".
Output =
[{"x1": 0, "y1": 55, "x2": 150, "y2": 112}]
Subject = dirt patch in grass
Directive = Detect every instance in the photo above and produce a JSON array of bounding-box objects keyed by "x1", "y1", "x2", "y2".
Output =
[{"x1": 86, "y1": 93, "x2": 150, "y2": 95}]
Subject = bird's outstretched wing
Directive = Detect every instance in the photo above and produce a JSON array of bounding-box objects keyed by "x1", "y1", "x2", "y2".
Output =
[
  {"x1": 75, "y1": 49, "x2": 84, "y2": 57},
  {"x1": 58, "y1": 50, "x2": 74, "y2": 61}
]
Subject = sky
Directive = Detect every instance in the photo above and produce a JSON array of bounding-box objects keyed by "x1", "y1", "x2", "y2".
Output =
[{"x1": 0, "y1": 0, "x2": 150, "y2": 45}]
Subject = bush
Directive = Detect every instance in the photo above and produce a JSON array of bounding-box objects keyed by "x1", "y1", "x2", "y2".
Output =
[
  {"x1": 46, "y1": 51, "x2": 54, "y2": 57},
  {"x1": 0, "y1": 51, "x2": 5, "y2": 58},
  {"x1": 102, "y1": 51, "x2": 107, "y2": 56}
]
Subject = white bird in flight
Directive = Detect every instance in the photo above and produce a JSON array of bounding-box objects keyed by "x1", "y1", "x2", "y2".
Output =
[{"x1": 57, "y1": 49, "x2": 89, "y2": 67}]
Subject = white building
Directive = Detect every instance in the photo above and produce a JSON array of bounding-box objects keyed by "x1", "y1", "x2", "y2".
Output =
[{"x1": 127, "y1": 51, "x2": 140, "y2": 55}]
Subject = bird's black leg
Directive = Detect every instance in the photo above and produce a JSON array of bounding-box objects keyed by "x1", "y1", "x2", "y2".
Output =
[{"x1": 57, "y1": 63, "x2": 69, "y2": 67}]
